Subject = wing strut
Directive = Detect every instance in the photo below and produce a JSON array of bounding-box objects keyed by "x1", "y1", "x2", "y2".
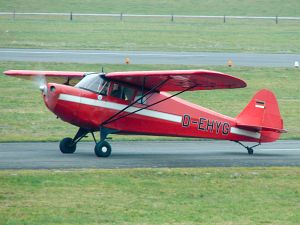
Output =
[
  {"x1": 102, "y1": 77, "x2": 170, "y2": 126},
  {"x1": 102, "y1": 84, "x2": 197, "y2": 126}
]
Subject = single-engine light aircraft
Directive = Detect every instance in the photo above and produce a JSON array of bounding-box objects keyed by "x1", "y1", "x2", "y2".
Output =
[{"x1": 4, "y1": 69, "x2": 286, "y2": 157}]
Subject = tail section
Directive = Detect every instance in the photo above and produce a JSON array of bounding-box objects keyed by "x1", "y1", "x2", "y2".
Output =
[{"x1": 235, "y1": 89, "x2": 286, "y2": 142}]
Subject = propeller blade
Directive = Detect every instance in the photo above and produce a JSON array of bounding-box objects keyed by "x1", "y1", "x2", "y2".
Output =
[{"x1": 32, "y1": 75, "x2": 47, "y2": 94}]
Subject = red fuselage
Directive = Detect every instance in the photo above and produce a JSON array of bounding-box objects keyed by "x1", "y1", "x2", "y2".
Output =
[{"x1": 44, "y1": 82, "x2": 269, "y2": 143}]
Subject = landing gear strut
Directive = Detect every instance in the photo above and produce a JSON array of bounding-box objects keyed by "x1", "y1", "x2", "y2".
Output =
[
  {"x1": 235, "y1": 141, "x2": 261, "y2": 155},
  {"x1": 59, "y1": 127, "x2": 118, "y2": 157}
]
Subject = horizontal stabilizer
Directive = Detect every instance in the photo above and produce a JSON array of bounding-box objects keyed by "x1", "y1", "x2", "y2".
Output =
[{"x1": 236, "y1": 124, "x2": 287, "y2": 133}]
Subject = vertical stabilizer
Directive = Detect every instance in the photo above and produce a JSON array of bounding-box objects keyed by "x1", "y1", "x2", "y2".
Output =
[{"x1": 236, "y1": 89, "x2": 285, "y2": 142}]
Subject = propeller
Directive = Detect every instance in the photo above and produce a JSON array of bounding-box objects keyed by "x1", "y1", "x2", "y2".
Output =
[{"x1": 32, "y1": 75, "x2": 47, "y2": 95}]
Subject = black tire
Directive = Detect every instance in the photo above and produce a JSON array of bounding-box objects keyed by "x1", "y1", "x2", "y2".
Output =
[
  {"x1": 247, "y1": 147, "x2": 254, "y2": 155},
  {"x1": 59, "y1": 137, "x2": 76, "y2": 154},
  {"x1": 94, "y1": 141, "x2": 111, "y2": 157}
]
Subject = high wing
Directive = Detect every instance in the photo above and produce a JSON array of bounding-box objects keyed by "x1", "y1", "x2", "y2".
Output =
[
  {"x1": 4, "y1": 70, "x2": 86, "y2": 85},
  {"x1": 4, "y1": 69, "x2": 247, "y2": 91},
  {"x1": 106, "y1": 70, "x2": 246, "y2": 92}
]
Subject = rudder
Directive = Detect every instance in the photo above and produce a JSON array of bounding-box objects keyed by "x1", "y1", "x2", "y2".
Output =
[{"x1": 236, "y1": 89, "x2": 285, "y2": 142}]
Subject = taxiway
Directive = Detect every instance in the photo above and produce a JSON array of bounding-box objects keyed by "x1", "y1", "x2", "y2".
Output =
[{"x1": 0, "y1": 140, "x2": 299, "y2": 169}]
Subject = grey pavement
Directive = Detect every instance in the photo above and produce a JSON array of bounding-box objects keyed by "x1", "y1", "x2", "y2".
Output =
[
  {"x1": 0, "y1": 48, "x2": 299, "y2": 67},
  {"x1": 0, "y1": 140, "x2": 299, "y2": 169}
]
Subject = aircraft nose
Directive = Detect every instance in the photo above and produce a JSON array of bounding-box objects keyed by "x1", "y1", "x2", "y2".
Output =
[
  {"x1": 43, "y1": 83, "x2": 82, "y2": 125},
  {"x1": 43, "y1": 83, "x2": 59, "y2": 112}
]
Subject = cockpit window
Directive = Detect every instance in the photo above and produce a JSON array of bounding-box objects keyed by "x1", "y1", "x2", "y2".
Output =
[
  {"x1": 111, "y1": 83, "x2": 123, "y2": 98},
  {"x1": 134, "y1": 91, "x2": 148, "y2": 104},
  {"x1": 110, "y1": 83, "x2": 135, "y2": 101},
  {"x1": 75, "y1": 73, "x2": 109, "y2": 95}
]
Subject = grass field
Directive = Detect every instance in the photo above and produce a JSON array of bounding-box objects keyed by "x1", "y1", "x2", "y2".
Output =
[
  {"x1": 1, "y1": 0, "x2": 299, "y2": 16},
  {"x1": 0, "y1": 17, "x2": 299, "y2": 53},
  {"x1": 0, "y1": 1, "x2": 299, "y2": 53},
  {"x1": 0, "y1": 167, "x2": 299, "y2": 225},
  {"x1": 0, "y1": 61, "x2": 299, "y2": 142}
]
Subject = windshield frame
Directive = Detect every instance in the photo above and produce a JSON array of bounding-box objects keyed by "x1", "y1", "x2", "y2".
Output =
[{"x1": 75, "y1": 73, "x2": 109, "y2": 95}]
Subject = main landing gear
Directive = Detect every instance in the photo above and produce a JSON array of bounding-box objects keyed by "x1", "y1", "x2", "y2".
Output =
[
  {"x1": 59, "y1": 127, "x2": 117, "y2": 157},
  {"x1": 235, "y1": 141, "x2": 261, "y2": 155},
  {"x1": 59, "y1": 137, "x2": 76, "y2": 154},
  {"x1": 94, "y1": 141, "x2": 111, "y2": 157}
]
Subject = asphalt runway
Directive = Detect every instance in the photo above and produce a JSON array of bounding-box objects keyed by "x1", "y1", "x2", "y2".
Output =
[
  {"x1": 1, "y1": 48, "x2": 299, "y2": 67},
  {"x1": 0, "y1": 140, "x2": 299, "y2": 169}
]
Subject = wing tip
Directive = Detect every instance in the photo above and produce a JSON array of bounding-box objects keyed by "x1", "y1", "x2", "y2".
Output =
[{"x1": 3, "y1": 70, "x2": 15, "y2": 75}]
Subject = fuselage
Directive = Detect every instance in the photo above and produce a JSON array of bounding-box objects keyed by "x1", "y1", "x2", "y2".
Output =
[{"x1": 43, "y1": 80, "x2": 261, "y2": 143}]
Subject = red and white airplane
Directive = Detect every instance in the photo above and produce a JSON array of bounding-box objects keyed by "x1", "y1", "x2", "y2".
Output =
[{"x1": 4, "y1": 69, "x2": 285, "y2": 157}]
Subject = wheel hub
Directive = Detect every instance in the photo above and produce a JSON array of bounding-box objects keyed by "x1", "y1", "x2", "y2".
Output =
[{"x1": 102, "y1": 146, "x2": 108, "y2": 153}]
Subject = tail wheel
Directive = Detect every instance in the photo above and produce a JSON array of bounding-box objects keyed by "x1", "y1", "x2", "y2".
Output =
[
  {"x1": 94, "y1": 141, "x2": 111, "y2": 157},
  {"x1": 59, "y1": 137, "x2": 76, "y2": 154},
  {"x1": 247, "y1": 147, "x2": 254, "y2": 155}
]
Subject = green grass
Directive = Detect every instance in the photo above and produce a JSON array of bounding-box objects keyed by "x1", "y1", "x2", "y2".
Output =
[
  {"x1": 0, "y1": 1, "x2": 299, "y2": 53},
  {"x1": 0, "y1": 17, "x2": 299, "y2": 53},
  {"x1": 1, "y1": 0, "x2": 299, "y2": 16},
  {"x1": 0, "y1": 167, "x2": 299, "y2": 225},
  {"x1": 0, "y1": 61, "x2": 299, "y2": 142}
]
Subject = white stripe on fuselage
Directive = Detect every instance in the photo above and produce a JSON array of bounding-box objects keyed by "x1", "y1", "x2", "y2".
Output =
[
  {"x1": 59, "y1": 94, "x2": 263, "y2": 139},
  {"x1": 58, "y1": 94, "x2": 182, "y2": 123},
  {"x1": 230, "y1": 127, "x2": 261, "y2": 139}
]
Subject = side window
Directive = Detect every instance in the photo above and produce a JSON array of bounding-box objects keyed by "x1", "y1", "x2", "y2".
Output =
[
  {"x1": 110, "y1": 83, "x2": 135, "y2": 101},
  {"x1": 111, "y1": 83, "x2": 123, "y2": 99},
  {"x1": 123, "y1": 87, "x2": 135, "y2": 101},
  {"x1": 134, "y1": 91, "x2": 147, "y2": 105}
]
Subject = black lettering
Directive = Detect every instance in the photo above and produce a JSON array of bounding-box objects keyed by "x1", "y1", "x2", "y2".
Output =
[
  {"x1": 182, "y1": 114, "x2": 191, "y2": 127},
  {"x1": 206, "y1": 119, "x2": 214, "y2": 133},
  {"x1": 198, "y1": 117, "x2": 206, "y2": 131},
  {"x1": 222, "y1": 122, "x2": 230, "y2": 135},
  {"x1": 215, "y1": 121, "x2": 222, "y2": 134}
]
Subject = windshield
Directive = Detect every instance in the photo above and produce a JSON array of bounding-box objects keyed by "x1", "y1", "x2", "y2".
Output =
[{"x1": 75, "y1": 73, "x2": 109, "y2": 95}]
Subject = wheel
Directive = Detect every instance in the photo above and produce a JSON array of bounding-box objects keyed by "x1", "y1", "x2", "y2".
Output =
[
  {"x1": 94, "y1": 141, "x2": 111, "y2": 157},
  {"x1": 59, "y1": 137, "x2": 76, "y2": 154},
  {"x1": 247, "y1": 147, "x2": 254, "y2": 155}
]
